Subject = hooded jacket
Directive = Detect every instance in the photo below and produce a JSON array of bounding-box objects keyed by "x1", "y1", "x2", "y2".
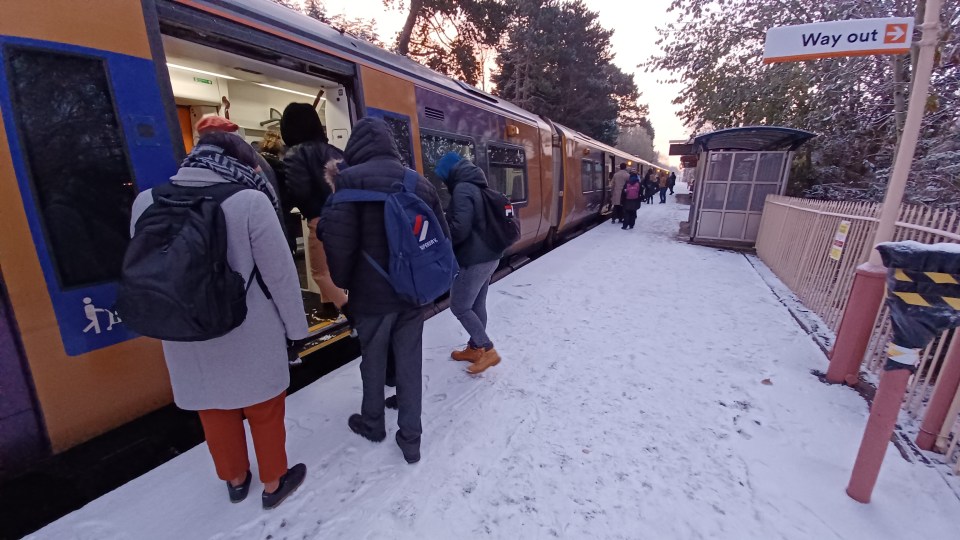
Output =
[
  {"x1": 283, "y1": 139, "x2": 344, "y2": 221},
  {"x1": 444, "y1": 159, "x2": 503, "y2": 267},
  {"x1": 321, "y1": 117, "x2": 450, "y2": 315}
]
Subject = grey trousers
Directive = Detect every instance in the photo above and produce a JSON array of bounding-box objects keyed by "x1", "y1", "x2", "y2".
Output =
[
  {"x1": 450, "y1": 259, "x2": 499, "y2": 349},
  {"x1": 353, "y1": 309, "x2": 423, "y2": 451}
]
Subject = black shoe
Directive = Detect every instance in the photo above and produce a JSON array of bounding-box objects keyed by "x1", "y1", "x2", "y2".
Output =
[
  {"x1": 348, "y1": 414, "x2": 386, "y2": 442},
  {"x1": 629, "y1": 226, "x2": 634, "y2": 229},
  {"x1": 396, "y1": 432, "x2": 420, "y2": 464},
  {"x1": 385, "y1": 395, "x2": 398, "y2": 410},
  {"x1": 227, "y1": 470, "x2": 252, "y2": 503},
  {"x1": 621, "y1": 225, "x2": 627, "y2": 230},
  {"x1": 262, "y1": 463, "x2": 306, "y2": 510}
]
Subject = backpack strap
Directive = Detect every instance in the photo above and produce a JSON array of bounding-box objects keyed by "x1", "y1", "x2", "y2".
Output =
[
  {"x1": 247, "y1": 266, "x2": 272, "y2": 300},
  {"x1": 152, "y1": 181, "x2": 248, "y2": 204},
  {"x1": 401, "y1": 168, "x2": 420, "y2": 193}
]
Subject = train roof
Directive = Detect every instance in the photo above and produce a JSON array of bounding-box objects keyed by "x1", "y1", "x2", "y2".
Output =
[
  {"x1": 554, "y1": 123, "x2": 657, "y2": 169},
  {"x1": 174, "y1": 0, "x2": 650, "y2": 166},
  {"x1": 178, "y1": 0, "x2": 539, "y2": 122}
]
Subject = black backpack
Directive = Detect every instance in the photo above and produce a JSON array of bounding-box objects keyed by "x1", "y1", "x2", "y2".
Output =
[
  {"x1": 478, "y1": 188, "x2": 521, "y2": 252},
  {"x1": 116, "y1": 182, "x2": 268, "y2": 342}
]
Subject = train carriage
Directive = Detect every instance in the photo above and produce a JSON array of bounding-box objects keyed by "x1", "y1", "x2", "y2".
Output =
[{"x1": 0, "y1": 0, "x2": 650, "y2": 473}]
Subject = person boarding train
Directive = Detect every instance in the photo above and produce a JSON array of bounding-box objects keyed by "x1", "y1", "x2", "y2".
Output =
[{"x1": 120, "y1": 133, "x2": 309, "y2": 510}]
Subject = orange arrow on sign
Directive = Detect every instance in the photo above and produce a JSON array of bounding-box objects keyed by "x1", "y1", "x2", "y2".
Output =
[{"x1": 884, "y1": 24, "x2": 908, "y2": 44}]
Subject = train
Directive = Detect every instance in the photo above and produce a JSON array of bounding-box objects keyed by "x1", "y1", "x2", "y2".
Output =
[{"x1": 0, "y1": 0, "x2": 667, "y2": 474}]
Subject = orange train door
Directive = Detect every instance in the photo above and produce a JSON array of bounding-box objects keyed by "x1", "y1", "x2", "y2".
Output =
[{"x1": 0, "y1": 1, "x2": 181, "y2": 453}]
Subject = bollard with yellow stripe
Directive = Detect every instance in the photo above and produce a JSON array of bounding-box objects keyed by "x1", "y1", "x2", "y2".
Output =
[{"x1": 877, "y1": 241, "x2": 960, "y2": 371}]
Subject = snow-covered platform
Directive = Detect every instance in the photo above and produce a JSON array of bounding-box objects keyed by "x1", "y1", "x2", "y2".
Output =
[{"x1": 32, "y1": 198, "x2": 960, "y2": 539}]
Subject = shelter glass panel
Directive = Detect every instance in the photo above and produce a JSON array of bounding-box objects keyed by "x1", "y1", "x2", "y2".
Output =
[
  {"x1": 699, "y1": 211, "x2": 723, "y2": 238},
  {"x1": 706, "y1": 153, "x2": 732, "y2": 181},
  {"x1": 731, "y1": 153, "x2": 758, "y2": 182},
  {"x1": 745, "y1": 214, "x2": 763, "y2": 241},
  {"x1": 727, "y1": 184, "x2": 752, "y2": 211},
  {"x1": 750, "y1": 183, "x2": 780, "y2": 211},
  {"x1": 756, "y1": 153, "x2": 785, "y2": 182},
  {"x1": 5, "y1": 46, "x2": 136, "y2": 289},
  {"x1": 703, "y1": 183, "x2": 727, "y2": 210},
  {"x1": 721, "y1": 213, "x2": 747, "y2": 239}
]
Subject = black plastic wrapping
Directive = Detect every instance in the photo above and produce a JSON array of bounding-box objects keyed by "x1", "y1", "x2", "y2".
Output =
[{"x1": 876, "y1": 241, "x2": 960, "y2": 370}]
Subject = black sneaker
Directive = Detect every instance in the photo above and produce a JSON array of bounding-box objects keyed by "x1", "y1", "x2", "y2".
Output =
[
  {"x1": 395, "y1": 432, "x2": 420, "y2": 464},
  {"x1": 262, "y1": 463, "x2": 306, "y2": 510},
  {"x1": 227, "y1": 470, "x2": 252, "y2": 503},
  {"x1": 385, "y1": 395, "x2": 398, "y2": 410},
  {"x1": 348, "y1": 414, "x2": 386, "y2": 442}
]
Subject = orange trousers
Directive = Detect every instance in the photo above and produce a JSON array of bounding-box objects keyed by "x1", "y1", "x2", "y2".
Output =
[{"x1": 197, "y1": 392, "x2": 288, "y2": 485}]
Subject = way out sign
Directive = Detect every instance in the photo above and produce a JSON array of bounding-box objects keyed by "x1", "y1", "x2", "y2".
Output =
[{"x1": 764, "y1": 18, "x2": 913, "y2": 63}]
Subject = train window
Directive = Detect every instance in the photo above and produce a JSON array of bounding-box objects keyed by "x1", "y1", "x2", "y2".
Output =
[
  {"x1": 5, "y1": 46, "x2": 137, "y2": 289},
  {"x1": 420, "y1": 130, "x2": 476, "y2": 208},
  {"x1": 373, "y1": 112, "x2": 414, "y2": 168},
  {"x1": 581, "y1": 160, "x2": 600, "y2": 193},
  {"x1": 487, "y1": 145, "x2": 527, "y2": 203}
]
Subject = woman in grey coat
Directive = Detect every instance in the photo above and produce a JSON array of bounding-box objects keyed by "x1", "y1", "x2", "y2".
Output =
[{"x1": 129, "y1": 134, "x2": 309, "y2": 509}]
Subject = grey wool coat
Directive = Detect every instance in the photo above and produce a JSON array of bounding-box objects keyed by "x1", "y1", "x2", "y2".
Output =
[{"x1": 130, "y1": 167, "x2": 309, "y2": 411}]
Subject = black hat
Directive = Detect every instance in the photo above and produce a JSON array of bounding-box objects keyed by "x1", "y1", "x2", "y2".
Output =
[{"x1": 280, "y1": 103, "x2": 326, "y2": 147}]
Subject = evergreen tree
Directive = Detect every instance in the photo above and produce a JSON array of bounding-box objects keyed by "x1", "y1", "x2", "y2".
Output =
[
  {"x1": 493, "y1": 0, "x2": 648, "y2": 145},
  {"x1": 386, "y1": 0, "x2": 511, "y2": 86},
  {"x1": 647, "y1": 0, "x2": 960, "y2": 206},
  {"x1": 304, "y1": 0, "x2": 328, "y2": 22}
]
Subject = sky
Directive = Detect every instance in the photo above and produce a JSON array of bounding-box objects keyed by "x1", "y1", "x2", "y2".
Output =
[{"x1": 316, "y1": 0, "x2": 688, "y2": 166}]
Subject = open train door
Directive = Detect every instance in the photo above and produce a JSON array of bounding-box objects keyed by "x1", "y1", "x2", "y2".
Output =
[{"x1": 0, "y1": 0, "x2": 180, "y2": 456}]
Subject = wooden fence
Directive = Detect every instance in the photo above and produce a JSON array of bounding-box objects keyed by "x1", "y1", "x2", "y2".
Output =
[{"x1": 756, "y1": 195, "x2": 960, "y2": 473}]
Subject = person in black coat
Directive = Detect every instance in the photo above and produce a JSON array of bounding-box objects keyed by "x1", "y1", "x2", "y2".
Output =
[
  {"x1": 668, "y1": 171, "x2": 677, "y2": 194},
  {"x1": 281, "y1": 103, "x2": 347, "y2": 310},
  {"x1": 642, "y1": 169, "x2": 657, "y2": 204},
  {"x1": 435, "y1": 152, "x2": 503, "y2": 375},
  {"x1": 321, "y1": 117, "x2": 449, "y2": 464}
]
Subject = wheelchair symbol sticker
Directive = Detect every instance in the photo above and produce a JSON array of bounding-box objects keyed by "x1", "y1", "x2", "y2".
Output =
[{"x1": 82, "y1": 297, "x2": 122, "y2": 334}]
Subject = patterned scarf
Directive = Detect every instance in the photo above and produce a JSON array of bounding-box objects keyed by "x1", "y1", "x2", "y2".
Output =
[{"x1": 181, "y1": 144, "x2": 281, "y2": 214}]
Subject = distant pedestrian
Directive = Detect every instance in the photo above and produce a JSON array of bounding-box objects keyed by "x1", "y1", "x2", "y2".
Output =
[
  {"x1": 658, "y1": 171, "x2": 669, "y2": 204},
  {"x1": 281, "y1": 103, "x2": 347, "y2": 312},
  {"x1": 668, "y1": 171, "x2": 677, "y2": 195},
  {"x1": 621, "y1": 171, "x2": 642, "y2": 229},
  {"x1": 124, "y1": 140, "x2": 309, "y2": 510},
  {"x1": 642, "y1": 170, "x2": 657, "y2": 204},
  {"x1": 609, "y1": 163, "x2": 630, "y2": 224},
  {"x1": 321, "y1": 118, "x2": 450, "y2": 465},
  {"x1": 435, "y1": 151, "x2": 504, "y2": 374}
]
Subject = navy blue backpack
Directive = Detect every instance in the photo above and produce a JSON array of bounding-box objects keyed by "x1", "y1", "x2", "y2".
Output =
[{"x1": 329, "y1": 169, "x2": 458, "y2": 306}]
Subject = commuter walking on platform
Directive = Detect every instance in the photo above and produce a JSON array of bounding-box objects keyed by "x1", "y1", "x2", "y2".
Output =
[
  {"x1": 621, "y1": 171, "x2": 642, "y2": 229},
  {"x1": 642, "y1": 169, "x2": 657, "y2": 205},
  {"x1": 658, "y1": 171, "x2": 669, "y2": 204},
  {"x1": 281, "y1": 103, "x2": 347, "y2": 311},
  {"x1": 322, "y1": 118, "x2": 450, "y2": 464},
  {"x1": 609, "y1": 163, "x2": 630, "y2": 224},
  {"x1": 668, "y1": 171, "x2": 677, "y2": 195},
  {"x1": 435, "y1": 152, "x2": 504, "y2": 374},
  {"x1": 122, "y1": 140, "x2": 309, "y2": 510}
]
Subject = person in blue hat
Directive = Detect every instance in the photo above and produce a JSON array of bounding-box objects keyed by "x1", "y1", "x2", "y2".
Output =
[{"x1": 435, "y1": 152, "x2": 503, "y2": 374}]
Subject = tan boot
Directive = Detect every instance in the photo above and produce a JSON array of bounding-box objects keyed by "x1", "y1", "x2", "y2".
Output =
[
  {"x1": 467, "y1": 347, "x2": 500, "y2": 374},
  {"x1": 451, "y1": 345, "x2": 484, "y2": 362}
]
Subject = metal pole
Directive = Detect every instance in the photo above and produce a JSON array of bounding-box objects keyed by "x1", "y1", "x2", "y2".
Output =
[
  {"x1": 867, "y1": 0, "x2": 942, "y2": 266},
  {"x1": 827, "y1": 0, "x2": 943, "y2": 384}
]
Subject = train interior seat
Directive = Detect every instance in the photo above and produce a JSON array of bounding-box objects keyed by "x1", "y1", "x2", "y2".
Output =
[{"x1": 161, "y1": 36, "x2": 352, "y2": 325}]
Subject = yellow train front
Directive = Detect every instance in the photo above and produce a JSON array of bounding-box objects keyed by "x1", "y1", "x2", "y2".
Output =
[{"x1": 0, "y1": 0, "x2": 650, "y2": 475}]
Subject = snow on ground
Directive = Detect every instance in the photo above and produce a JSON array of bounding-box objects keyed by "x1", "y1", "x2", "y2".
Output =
[{"x1": 32, "y1": 196, "x2": 960, "y2": 540}]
